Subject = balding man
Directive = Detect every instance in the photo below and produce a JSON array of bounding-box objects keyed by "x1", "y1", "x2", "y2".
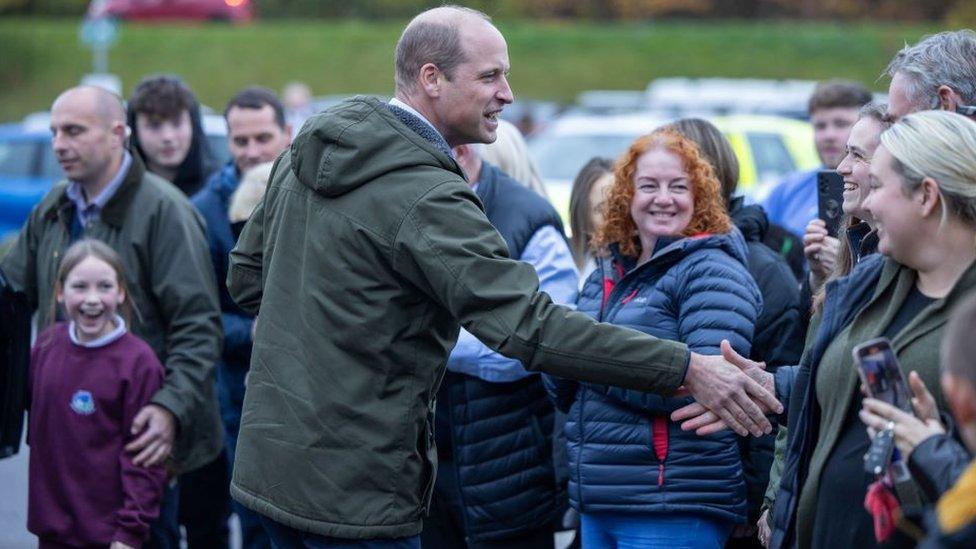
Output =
[
  {"x1": 886, "y1": 29, "x2": 976, "y2": 120},
  {"x1": 2, "y1": 86, "x2": 223, "y2": 547},
  {"x1": 227, "y1": 6, "x2": 780, "y2": 546}
]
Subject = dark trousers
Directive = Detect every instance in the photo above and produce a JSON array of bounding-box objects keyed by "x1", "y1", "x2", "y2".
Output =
[
  {"x1": 220, "y1": 361, "x2": 273, "y2": 549},
  {"x1": 420, "y1": 457, "x2": 556, "y2": 549},
  {"x1": 179, "y1": 450, "x2": 231, "y2": 548},
  {"x1": 147, "y1": 482, "x2": 181, "y2": 549},
  {"x1": 259, "y1": 514, "x2": 420, "y2": 548}
]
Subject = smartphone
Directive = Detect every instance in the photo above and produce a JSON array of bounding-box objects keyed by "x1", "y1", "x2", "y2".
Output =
[
  {"x1": 817, "y1": 170, "x2": 845, "y2": 237},
  {"x1": 852, "y1": 337, "x2": 914, "y2": 414}
]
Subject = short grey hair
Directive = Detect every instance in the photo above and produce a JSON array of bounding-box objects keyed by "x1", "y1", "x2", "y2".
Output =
[
  {"x1": 393, "y1": 6, "x2": 491, "y2": 93},
  {"x1": 880, "y1": 110, "x2": 976, "y2": 227},
  {"x1": 886, "y1": 30, "x2": 976, "y2": 112}
]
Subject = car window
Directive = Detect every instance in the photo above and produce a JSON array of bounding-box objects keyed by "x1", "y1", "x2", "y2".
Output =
[
  {"x1": 0, "y1": 139, "x2": 37, "y2": 178},
  {"x1": 746, "y1": 132, "x2": 795, "y2": 181},
  {"x1": 530, "y1": 134, "x2": 638, "y2": 181}
]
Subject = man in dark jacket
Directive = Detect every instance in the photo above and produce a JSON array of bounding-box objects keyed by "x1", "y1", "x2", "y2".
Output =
[
  {"x1": 421, "y1": 144, "x2": 576, "y2": 548},
  {"x1": 191, "y1": 87, "x2": 291, "y2": 549},
  {"x1": 227, "y1": 6, "x2": 780, "y2": 546},
  {"x1": 1, "y1": 86, "x2": 223, "y2": 548}
]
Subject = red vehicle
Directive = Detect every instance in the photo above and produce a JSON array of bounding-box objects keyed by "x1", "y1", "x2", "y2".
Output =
[{"x1": 88, "y1": 0, "x2": 253, "y2": 23}]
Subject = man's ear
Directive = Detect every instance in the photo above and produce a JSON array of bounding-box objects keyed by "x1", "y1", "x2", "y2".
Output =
[
  {"x1": 938, "y1": 85, "x2": 959, "y2": 112},
  {"x1": 918, "y1": 176, "x2": 942, "y2": 217},
  {"x1": 110, "y1": 120, "x2": 127, "y2": 147},
  {"x1": 419, "y1": 63, "x2": 443, "y2": 98}
]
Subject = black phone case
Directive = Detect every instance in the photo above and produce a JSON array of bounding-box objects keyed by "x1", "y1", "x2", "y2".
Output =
[{"x1": 817, "y1": 170, "x2": 845, "y2": 237}]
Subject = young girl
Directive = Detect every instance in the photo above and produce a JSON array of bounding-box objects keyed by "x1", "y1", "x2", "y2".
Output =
[{"x1": 27, "y1": 239, "x2": 166, "y2": 549}]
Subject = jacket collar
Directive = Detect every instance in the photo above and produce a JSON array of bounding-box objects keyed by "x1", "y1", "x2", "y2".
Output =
[{"x1": 44, "y1": 150, "x2": 146, "y2": 228}]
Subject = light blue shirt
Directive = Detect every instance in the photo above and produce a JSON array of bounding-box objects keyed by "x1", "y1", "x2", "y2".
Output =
[
  {"x1": 447, "y1": 225, "x2": 579, "y2": 382},
  {"x1": 65, "y1": 151, "x2": 132, "y2": 228},
  {"x1": 761, "y1": 167, "x2": 821, "y2": 238}
]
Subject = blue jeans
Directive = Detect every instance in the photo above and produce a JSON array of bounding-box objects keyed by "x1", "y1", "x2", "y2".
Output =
[
  {"x1": 580, "y1": 513, "x2": 732, "y2": 549},
  {"x1": 259, "y1": 514, "x2": 420, "y2": 548}
]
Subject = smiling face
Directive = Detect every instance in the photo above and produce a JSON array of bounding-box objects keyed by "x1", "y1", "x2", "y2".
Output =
[
  {"x1": 811, "y1": 106, "x2": 861, "y2": 169},
  {"x1": 135, "y1": 110, "x2": 193, "y2": 173},
  {"x1": 430, "y1": 20, "x2": 514, "y2": 147},
  {"x1": 226, "y1": 104, "x2": 291, "y2": 173},
  {"x1": 836, "y1": 116, "x2": 884, "y2": 220},
  {"x1": 630, "y1": 147, "x2": 694, "y2": 249},
  {"x1": 863, "y1": 145, "x2": 924, "y2": 262},
  {"x1": 57, "y1": 255, "x2": 125, "y2": 343}
]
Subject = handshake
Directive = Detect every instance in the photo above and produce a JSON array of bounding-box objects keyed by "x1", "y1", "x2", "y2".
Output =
[{"x1": 673, "y1": 340, "x2": 781, "y2": 438}]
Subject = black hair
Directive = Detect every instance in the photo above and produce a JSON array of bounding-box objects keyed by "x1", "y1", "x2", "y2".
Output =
[{"x1": 223, "y1": 87, "x2": 287, "y2": 129}]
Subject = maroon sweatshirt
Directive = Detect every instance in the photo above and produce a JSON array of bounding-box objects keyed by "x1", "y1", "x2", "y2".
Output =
[{"x1": 28, "y1": 323, "x2": 166, "y2": 548}]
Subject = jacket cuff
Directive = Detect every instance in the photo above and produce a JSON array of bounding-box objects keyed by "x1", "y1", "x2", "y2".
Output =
[{"x1": 150, "y1": 387, "x2": 187, "y2": 434}]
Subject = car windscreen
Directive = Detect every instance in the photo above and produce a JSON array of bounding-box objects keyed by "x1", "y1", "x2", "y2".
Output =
[{"x1": 530, "y1": 134, "x2": 638, "y2": 181}]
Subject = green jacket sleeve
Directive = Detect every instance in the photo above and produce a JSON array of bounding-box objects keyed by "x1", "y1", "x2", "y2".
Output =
[
  {"x1": 147, "y1": 200, "x2": 223, "y2": 431},
  {"x1": 227, "y1": 199, "x2": 265, "y2": 315},
  {"x1": 393, "y1": 181, "x2": 690, "y2": 395},
  {"x1": 763, "y1": 424, "x2": 789, "y2": 520}
]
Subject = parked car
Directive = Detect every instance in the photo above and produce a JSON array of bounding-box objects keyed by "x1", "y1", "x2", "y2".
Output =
[
  {"x1": 0, "y1": 113, "x2": 229, "y2": 240},
  {"x1": 528, "y1": 111, "x2": 819, "y2": 225},
  {"x1": 88, "y1": 0, "x2": 253, "y2": 23}
]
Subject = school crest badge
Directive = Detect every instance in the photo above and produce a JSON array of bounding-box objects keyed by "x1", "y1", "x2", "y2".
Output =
[{"x1": 70, "y1": 390, "x2": 96, "y2": 415}]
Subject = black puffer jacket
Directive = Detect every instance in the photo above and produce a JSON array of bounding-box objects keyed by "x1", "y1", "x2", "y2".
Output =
[
  {"x1": 730, "y1": 199, "x2": 803, "y2": 368},
  {"x1": 730, "y1": 198, "x2": 804, "y2": 525}
]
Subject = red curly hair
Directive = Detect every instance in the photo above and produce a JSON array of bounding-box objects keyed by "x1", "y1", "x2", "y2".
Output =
[{"x1": 592, "y1": 129, "x2": 732, "y2": 258}]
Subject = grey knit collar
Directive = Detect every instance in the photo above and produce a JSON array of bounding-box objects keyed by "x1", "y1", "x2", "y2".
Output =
[{"x1": 385, "y1": 103, "x2": 453, "y2": 158}]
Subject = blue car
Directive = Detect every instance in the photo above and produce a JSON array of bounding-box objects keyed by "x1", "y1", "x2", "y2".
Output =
[
  {"x1": 0, "y1": 122, "x2": 62, "y2": 239},
  {"x1": 0, "y1": 114, "x2": 230, "y2": 241}
]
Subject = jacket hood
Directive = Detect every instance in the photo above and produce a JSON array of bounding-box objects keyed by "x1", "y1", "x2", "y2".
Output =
[
  {"x1": 288, "y1": 96, "x2": 461, "y2": 198},
  {"x1": 608, "y1": 228, "x2": 751, "y2": 273},
  {"x1": 729, "y1": 196, "x2": 769, "y2": 243}
]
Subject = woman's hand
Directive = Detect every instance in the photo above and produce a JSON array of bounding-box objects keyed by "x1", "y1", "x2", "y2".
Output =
[
  {"x1": 803, "y1": 219, "x2": 840, "y2": 291},
  {"x1": 757, "y1": 509, "x2": 772, "y2": 548},
  {"x1": 859, "y1": 373, "x2": 945, "y2": 459}
]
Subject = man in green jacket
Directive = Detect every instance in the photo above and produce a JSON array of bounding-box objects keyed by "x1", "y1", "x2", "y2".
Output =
[
  {"x1": 228, "y1": 6, "x2": 780, "y2": 546},
  {"x1": 2, "y1": 86, "x2": 223, "y2": 546}
]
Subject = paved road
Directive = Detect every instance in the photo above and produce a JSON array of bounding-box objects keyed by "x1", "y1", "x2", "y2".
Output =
[{"x1": 0, "y1": 426, "x2": 33, "y2": 548}]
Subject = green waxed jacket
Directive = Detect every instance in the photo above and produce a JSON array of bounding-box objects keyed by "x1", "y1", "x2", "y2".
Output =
[
  {"x1": 1, "y1": 154, "x2": 224, "y2": 474},
  {"x1": 227, "y1": 97, "x2": 691, "y2": 539}
]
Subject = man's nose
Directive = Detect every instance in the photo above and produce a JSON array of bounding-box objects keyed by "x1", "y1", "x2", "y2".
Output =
[{"x1": 497, "y1": 76, "x2": 514, "y2": 105}]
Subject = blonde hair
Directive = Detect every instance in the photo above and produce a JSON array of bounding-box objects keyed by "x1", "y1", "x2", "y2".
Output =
[
  {"x1": 880, "y1": 110, "x2": 976, "y2": 228},
  {"x1": 478, "y1": 119, "x2": 549, "y2": 199},
  {"x1": 229, "y1": 162, "x2": 274, "y2": 224}
]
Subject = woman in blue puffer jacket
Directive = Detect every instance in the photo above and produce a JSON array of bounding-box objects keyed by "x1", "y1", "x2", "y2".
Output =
[{"x1": 546, "y1": 128, "x2": 762, "y2": 549}]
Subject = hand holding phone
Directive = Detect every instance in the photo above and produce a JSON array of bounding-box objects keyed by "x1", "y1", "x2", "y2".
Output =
[{"x1": 852, "y1": 338, "x2": 914, "y2": 415}]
